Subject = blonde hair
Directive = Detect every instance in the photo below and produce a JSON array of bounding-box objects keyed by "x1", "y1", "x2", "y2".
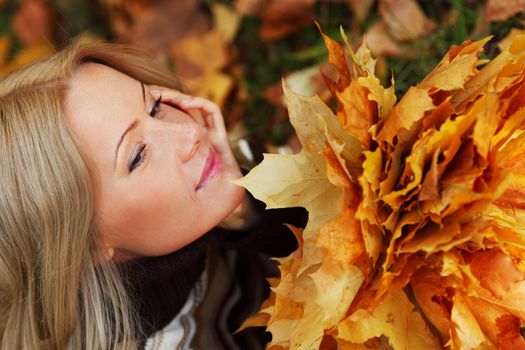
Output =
[{"x1": 0, "y1": 38, "x2": 181, "y2": 349}]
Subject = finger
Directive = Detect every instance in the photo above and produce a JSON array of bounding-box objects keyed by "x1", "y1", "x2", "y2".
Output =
[
  {"x1": 148, "y1": 85, "x2": 190, "y2": 103},
  {"x1": 147, "y1": 86, "x2": 206, "y2": 127},
  {"x1": 180, "y1": 97, "x2": 225, "y2": 131},
  {"x1": 180, "y1": 98, "x2": 234, "y2": 162},
  {"x1": 181, "y1": 98, "x2": 227, "y2": 149}
]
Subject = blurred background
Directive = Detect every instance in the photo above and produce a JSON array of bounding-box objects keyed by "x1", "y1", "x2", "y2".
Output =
[{"x1": 0, "y1": 0, "x2": 523, "y2": 153}]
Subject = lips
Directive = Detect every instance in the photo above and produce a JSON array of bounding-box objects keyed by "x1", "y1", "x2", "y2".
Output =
[{"x1": 196, "y1": 148, "x2": 222, "y2": 191}]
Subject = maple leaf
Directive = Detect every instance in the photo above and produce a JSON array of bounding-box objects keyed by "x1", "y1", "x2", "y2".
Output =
[
  {"x1": 362, "y1": 0, "x2": 434, "y2": 58},
  {"x1": 236, "y1": 27, "x2": 525, "y2": 350},
  {"x1": 485, "y1": 0, "x2": 525, "y2": 22},
  {"x1": 235, "y1": 0, "x2": 316, "y2": 41},
  {"x1": 338, "y1": 289, "x2": 441, "y2": 350},
  {"x1": 168, "y1": 3, "x2": 241, "y2": 108},
  {"x1": 0, "y1": 0, "x2": 56, "y2": 78},
  {"x1": 378, "y1": 0, "x2": 434, "y2": 43},
  {"x1": 346, "y1": 0, "x2": 374, "y2": 24}
]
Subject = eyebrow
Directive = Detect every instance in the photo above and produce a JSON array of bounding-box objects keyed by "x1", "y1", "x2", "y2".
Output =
[{"x1": 113, "y1": 82, "x2": 147, "y2": 171}]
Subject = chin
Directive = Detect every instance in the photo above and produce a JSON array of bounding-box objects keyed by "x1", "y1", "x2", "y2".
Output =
[
  {"x1": 232, "y1": 185, "x2": 246, "y2": 206},
  {"x1": 213, "y1": 183, "x2": 246, "y2": 227},
  {"x1": 211, "y1": 161, "x2": 247, "y2": 223},
  {"x1": 224, "y1": 181, "x2": 246, "y2": 211},
  {"x1": 224, "y1": 165, "x2": 245, "y2": 202}
]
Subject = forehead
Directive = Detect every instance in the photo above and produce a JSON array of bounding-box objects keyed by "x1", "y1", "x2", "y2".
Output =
[{"x1": 63, "y1": 63, "x2": 142, "y2": 173}]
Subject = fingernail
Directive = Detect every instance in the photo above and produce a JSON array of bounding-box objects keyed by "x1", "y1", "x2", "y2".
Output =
[
  {"x1": 150, "y1": 88, "x2": 161, "y2": 99},
  {"x1": 181, "y1": 97, "x2": 193, "y2": 104}
]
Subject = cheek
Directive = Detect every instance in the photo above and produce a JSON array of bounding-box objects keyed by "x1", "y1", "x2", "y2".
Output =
[
  {"x1": 96, "y1": 163, "x2": 245, "y2": 257},
  {"x1": 124, "y1": 178, "x2": 194, "y2": 232},
  {"x1": 207, "y1": 178, "x2": 244, "y2": 210},
  {"x1": 96, "y1": 175, "x2": 196, "y2": 252},
  {"x1": 200, "y1": 175, "x2": 246, "y2": 227}
]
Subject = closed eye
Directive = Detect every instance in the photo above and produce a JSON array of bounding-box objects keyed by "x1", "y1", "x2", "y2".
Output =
[
  {"x1": 149, "y1": 96, "x2": 162, "y2": 117},
  {"x1": 129, "y1": 144, "x2": 148, "y2": 172}
]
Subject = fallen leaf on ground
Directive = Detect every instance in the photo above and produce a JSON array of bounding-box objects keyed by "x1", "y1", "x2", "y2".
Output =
[
  {"x1": 345, "y1": 0, "x2": 375, "y2": 24},
  {"x1": 11, "y1": 0, "x2": 56, "y2": 46},
  {"x1": 0, "y1": 41, "x2": 54, "y2": 77},
  {"x1": 379, "y1": 0, "x2": 434, "y2": 42},
  {"x1": 236, "y1": 0, "x2": 316, "y2": 40},
  {"x1": 108, "y1": 0, "x2": 210, "y2": 53},
  {"x1": 168, "y1": 3, "x2": 241, "y2": 107},
  {"x1": 0, "y1": 36, "x2": 10, "y2": 69},
  {"x1": 363, "y1": 21, "x2": 412, "y2": 57},
  {"x1": 485, "y1": 0, "x2": 525, "y2": 22}
]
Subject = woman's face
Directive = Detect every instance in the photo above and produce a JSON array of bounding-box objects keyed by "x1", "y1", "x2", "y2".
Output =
[{"x1": 64, "y1": 63, "x2": 245, "y2": 260}]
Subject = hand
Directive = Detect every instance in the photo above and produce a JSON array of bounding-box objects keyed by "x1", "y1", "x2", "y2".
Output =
[
  {"x1": 147, "y1": 86, "x2": 239, "y2": 172},
  {"x1": 147, "y1": 86, "x2": 206, "y2": 126}
]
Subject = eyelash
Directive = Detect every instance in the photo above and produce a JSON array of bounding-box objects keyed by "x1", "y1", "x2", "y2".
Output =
[
  {"x1": 149, "y1": 96, "x2": 162, "y2": 117},
  {"x1": 128, "y1": 96, "x2": 162, "y2": 172},
  {"x1": 129, "y1": 145, "x2": 148, "y2": 172}
]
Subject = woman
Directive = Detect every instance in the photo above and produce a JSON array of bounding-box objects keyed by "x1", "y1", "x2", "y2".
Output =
[{"x1": 0, "y1": 38, "x2": 305, "y2": 349}]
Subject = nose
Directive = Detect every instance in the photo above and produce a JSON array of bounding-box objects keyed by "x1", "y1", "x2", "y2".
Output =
[
  {"x1": 146, "y1": 108, "x2": 202, "y2": 163},
  {"x1": 172, "y1": 119, "x2": 201, "y2": 163}
]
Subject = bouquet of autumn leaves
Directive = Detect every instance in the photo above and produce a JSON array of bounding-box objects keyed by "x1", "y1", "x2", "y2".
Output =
[{"x1": 234, "y1": 28, "x2": 525, "y2": 350}]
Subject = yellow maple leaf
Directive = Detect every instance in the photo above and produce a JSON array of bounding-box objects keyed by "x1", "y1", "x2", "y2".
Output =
[
  {"x1": 338, "y1": 289, "x2": 441, "y2": 350},
  {"x1": 235, "y1": 27, "x2": 525, "y2": 350}
]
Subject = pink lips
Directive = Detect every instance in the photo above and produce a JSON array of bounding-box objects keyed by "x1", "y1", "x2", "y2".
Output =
[{"x1": 196, "y1": 148, "x2": 222, "y2": 191}]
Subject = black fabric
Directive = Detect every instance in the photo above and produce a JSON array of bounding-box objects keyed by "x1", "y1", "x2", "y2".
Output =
[
  {"x1": 117, "y1": 232, "x2": 216, "y2": 343},
  {"x1": 118, "y1": 194, "x2": 307, "y2": 348}
]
